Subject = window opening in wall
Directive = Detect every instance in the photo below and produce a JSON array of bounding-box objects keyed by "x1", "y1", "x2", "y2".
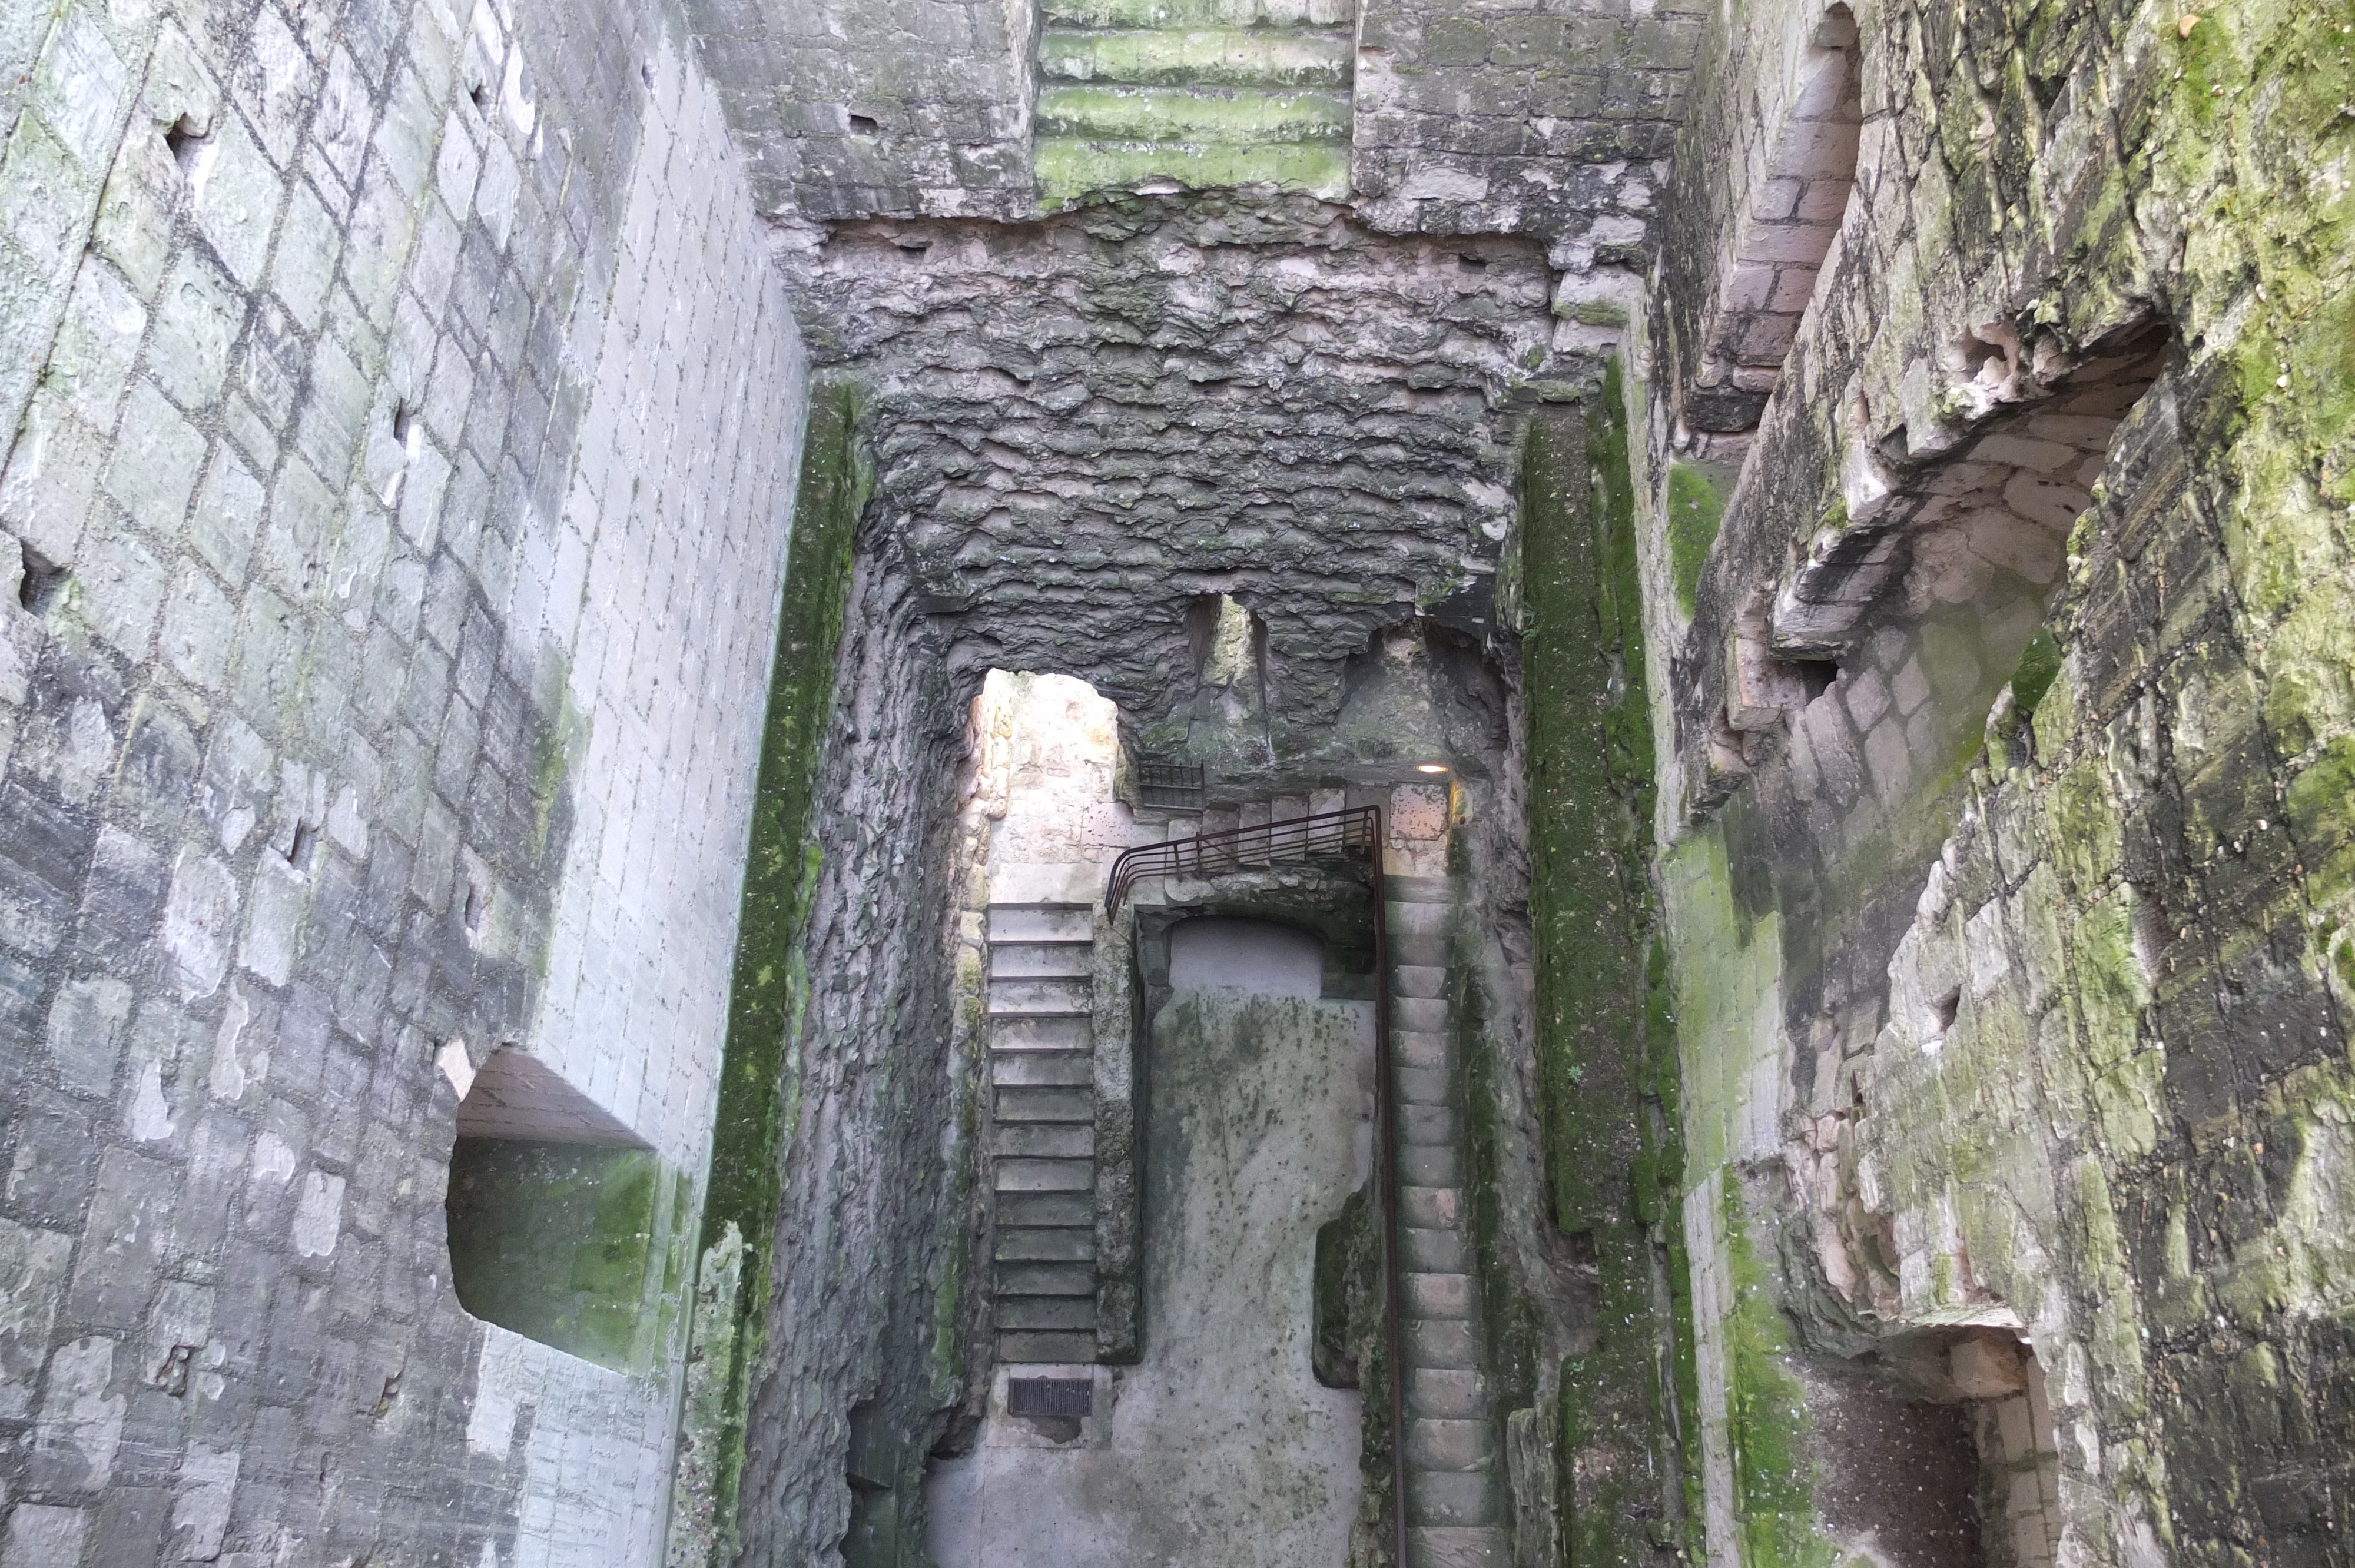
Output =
[
  {"x1": 1136, "y1": 758, "x2": 1206, "y2": 810},
  {"x1": 848, "y1": 112, "x2": 880, "y2": 135},
  {"x1": 443, "y1": 1048, "x2": 685, "y2": 1373},
  {"x1": 464, "y1": 879, "x2": 487, "y2": 936},
  {"x1": 286, "y1": 818, "x2": 319, "y2": 873},
  {"x1": 469, "y1": 78, "x2": 492, "y2": 114},
  {"x1": 16, "y1": 544, "x2": 67, "y2": 617},
  {"x1": 843, "y1": 1400, "x2": 907, "y2": 1566},
  {"x1": 162, "y1": 114, "x2": 213, "y2": 181}
]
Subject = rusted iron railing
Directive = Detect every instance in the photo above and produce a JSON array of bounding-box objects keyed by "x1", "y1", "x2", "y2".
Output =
[{"x1": 1104, "y1": 806, "x2": 1377, "y2": 914}]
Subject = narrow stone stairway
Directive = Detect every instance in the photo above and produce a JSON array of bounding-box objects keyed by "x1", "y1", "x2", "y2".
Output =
[
  {"x1": 986, "y1": 902, "x2": 1100, "y2": 1364},
  {"x1": 1387, "y1": 875, "x2": 1505, "y2": 1567}
]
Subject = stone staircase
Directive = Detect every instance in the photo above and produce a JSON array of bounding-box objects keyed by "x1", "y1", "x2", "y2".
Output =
[
  {"x1": 1034, "y1": 0, "x2": 1353, "y2": 207},
  {"x1": 1387, "y1": 875, "x2": 1505, "y2": 1566},
  {"x1": 986, "y1": 902, "x2": 1102, "y2": 1364}
]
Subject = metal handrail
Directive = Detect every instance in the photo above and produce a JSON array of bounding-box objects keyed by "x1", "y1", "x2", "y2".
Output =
[
  {"x1": 1103, "y1": 805, "x2": 1409, "y2": 1567},
  {"x1": 1104, "y1": 806, "x2": 1378, "y2": 914}
]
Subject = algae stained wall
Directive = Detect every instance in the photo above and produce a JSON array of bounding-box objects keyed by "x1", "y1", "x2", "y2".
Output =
[
  {"x1": 1519, "y1": 386, "x2": 1695, "y2": 1565},
  {"x1": 1637, "y1": 0, "x2": 2355, "y2": 1563}
]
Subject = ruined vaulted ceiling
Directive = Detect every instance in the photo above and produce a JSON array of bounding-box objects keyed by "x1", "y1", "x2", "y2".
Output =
[{"x1": 778, "y1": 192, "x2": 1564, "y2": 751}]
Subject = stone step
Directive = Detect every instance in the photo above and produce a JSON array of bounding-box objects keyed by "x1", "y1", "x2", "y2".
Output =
[
  {"x1": 996, "y1": 1085, "x2": 1095, "y2": 1122},
  {"x1": 993, "y1": 1050, "x2": 1093, "y2": 1087},
  {"x1": 996, "y1": 1261, "x2": 1097, "y2": 1297},
  {"x1": 994, "y1": 1157, "x2": 1094, "y2": 1193},
  {"x1": 1403, "y1": 1317, "x2": 1480, "y2": 1371},
  {"x1": 1400, "y1": 1185, "x2": 1465, "y2": 1233},
  {"x1": 1399, "y1": 1143, "x2": 1464, "y2": 1187},
  {"x1": 989, "y1": 977, "x2": 1093, "y2": 1016},
  {"x1": 1400, "y1": 1226, "x2": 1467, "y2": 1273},
  {"x1": 1385, "y1": 901, "x2": 1452, "y2": 937},
  {"x1": 1408, "y1": 1471, "x2": 1500, "y2": 1529},
  {"x1": 1407, "y1": 1368, "x2": 1487, "y2": 1420},
  {"x1": 1392, "y1": 964, "x2": 1450, "y2": 998},
  {"x1": 989, "y1": 904, "x2": 1095, "y2": 945},
  {"x1": 1399, "y1": 1105, "x2": 1458, "y2": 1148},
  {"x1": 993, "y1": 1015, "x2": 1093, "y2": 1052},
  {"x1": 1404, "y1": 1272, "x2": 1474, "y2": 1321},
  {"x1": 1056, "y1": 100, "x2": 1343, "y2": 203},
  {"x1": 1403, "y1": 1417, "x2": 1494, "y2": 1473},
  {"x1": 1389, "y1": 933, "x2": 1448, "y2": 968},
  {"x1": 996, "y1": 1226, "x2": 1096, "y2": 1262},
  {"x1": 997, "y1": 1192, "x2": 1093, "y2": 1228},
  {"x1": 1041, "y1": 0, "x2": 1352, "y2": 29},
  {"x1": 991, "y1": 942, "x2": 1095, "y2": 980},
  {"x1": 1407, "y1": 1524, "x2": 1508, "y2": 1566},
  {"x1": 994, "y1": 1122, "x2": 1096, "y2": 1159},
  {"x1": 998, "y1": 1294, "x2": 1097, "y2": 1331},
  {"x1": 1387, "y1": 875, "x2": 1457, "y2": 903},
  {"x1": 1397, "y1": 1066, "x2": 1452, "y2": 1106},
  {"x1": 1392, "y1": 1032, "x2": 1453, "y2": 1072},
  {"x1": 1392, "y1": 996, "x2": 1451, "y2": 1032},
  {"x1": 998, "y1": 1329, "x2": 1097, "y2": 1364}
]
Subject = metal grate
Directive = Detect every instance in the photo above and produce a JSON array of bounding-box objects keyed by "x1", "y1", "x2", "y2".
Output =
[
  {"x1": 1006, "y1": 1377, "x2": 1093, "y2": 1419},
  {"x1": 1136, "y1": 759, "x2": 1206, "y2": 810}
]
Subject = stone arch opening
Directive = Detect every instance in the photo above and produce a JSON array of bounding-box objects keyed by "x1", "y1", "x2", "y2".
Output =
[
  {"x1": 442, "y1": 1047, "x2": 686, "y2": 1373},
  {"x1": 1800, "y1": 1324, "x2": 2062, "y2": 1568},
  {"x1": 1718, "y1": 319, "x2": 2172, "y2": 805}
]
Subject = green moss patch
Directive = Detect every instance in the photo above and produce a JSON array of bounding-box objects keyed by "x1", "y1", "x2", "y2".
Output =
[
  {"x1": 2010, "y1": 626, "x2": 2062, "y2": 713},
  {"x1": 1666, "y1": 460, "x2": 1727, "y2": 618},
  {"x1": 446, "y1": 1139, "x2": 687, "y2": 1374},
  {"x1": 680, "y1": 381, "x2": 867, "y2": 1563},
  {"x1": 1524, "y1": 363, "x2": 1692, "y2": 1557},
  {"x1": 1720, "y1": 1171, "x2": 1833, "y2": 1568}
]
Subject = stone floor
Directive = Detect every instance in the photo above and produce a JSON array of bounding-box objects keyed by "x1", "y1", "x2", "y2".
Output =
[{"x1": 926, "y1": 922, "x2": 1369, "y2": 1567}]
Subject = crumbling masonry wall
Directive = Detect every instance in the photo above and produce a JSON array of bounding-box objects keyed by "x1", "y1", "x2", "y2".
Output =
[
  {"x1": 1638, "y1": 0, "x2": 2355, "y2": 1562},
  {"x1": 0, "y1": 0, "x2": 807, "y2": 1561}
]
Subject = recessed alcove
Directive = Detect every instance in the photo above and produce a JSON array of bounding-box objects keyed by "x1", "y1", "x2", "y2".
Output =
[{"x1": 444, "y1": 1049, "x2": 690, "y2": 1374}]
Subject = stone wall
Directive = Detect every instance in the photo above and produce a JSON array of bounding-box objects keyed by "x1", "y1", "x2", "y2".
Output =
[
  {"x1": 676, "y1": 0, "x2": 1036, "y2": 225},
  {"x1": 731, "y1": 546, "x2": 974, "y2": 1564},
  {"x1": 1637, "y1": 0, "x2": 2355, "y2": 1562},
  {"x1": 0, "y1": 0, "x2": 808, "y2": 1561},
  {"x1": 778, "y1": 192, "x2": 1559, "y2": 768},
  {"x1": 670, "y1": 0, "x2": 1711, "y2": 260},
  {"x1": 1352, "y1": 0, "x2": 1703, "y2": 250}
]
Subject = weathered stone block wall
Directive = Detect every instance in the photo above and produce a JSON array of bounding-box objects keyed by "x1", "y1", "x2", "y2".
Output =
[
  {"x1": 0, "y1": 0, "x2": 807, "y2": 1559},
  {"x1": 676, "y1": 0, "x2": 1037, "y2": 223},
  {"x1": 1637, "y1": 0, "x2": 2355, "y2": 1562},
  {"x1": 1352, "y1": 0, "x2": 1703, "y2": 250}
]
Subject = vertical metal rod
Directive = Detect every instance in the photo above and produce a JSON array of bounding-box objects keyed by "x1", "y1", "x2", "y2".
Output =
[{"x1": 1368, "y1": 812, "x2": 1408, "y2": 1568}]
